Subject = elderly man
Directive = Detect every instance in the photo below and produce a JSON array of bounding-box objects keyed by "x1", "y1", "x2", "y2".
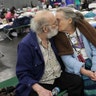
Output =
[{"x1": 15, "y1": 10, "x2": 84, "y2": 96}]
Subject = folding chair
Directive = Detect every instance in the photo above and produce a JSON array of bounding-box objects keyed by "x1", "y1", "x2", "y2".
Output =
[{"x1": 3, "y1": 28, "x2": 13, "y2": 40}]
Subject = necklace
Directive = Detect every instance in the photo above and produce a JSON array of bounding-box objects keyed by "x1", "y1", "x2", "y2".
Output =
[{"x1": 67, "y1": 30, "x2": 85, "y2": 62}]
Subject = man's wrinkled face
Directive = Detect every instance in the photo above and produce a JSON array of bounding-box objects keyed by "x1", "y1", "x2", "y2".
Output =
[
  {"x1": 47, "y1": 17, "x2": 58, "y2": 38},
  {"x1": 47, "y1": 26, "x2": 58, "y2": 38}
]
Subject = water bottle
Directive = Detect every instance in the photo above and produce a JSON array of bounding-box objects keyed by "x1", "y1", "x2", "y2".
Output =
[{"x1": 52, "y1": 87, "x2": 60, "y2": 96}]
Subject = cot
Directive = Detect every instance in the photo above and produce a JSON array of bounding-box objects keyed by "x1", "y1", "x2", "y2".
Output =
[{"x1": 3, "y1": 24, "x2": 30, "y2": 40}]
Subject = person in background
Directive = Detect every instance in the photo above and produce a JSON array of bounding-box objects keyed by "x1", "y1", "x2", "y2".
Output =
[
  {"x1": 81, "y1": 0, "x2": 89, "y2": 10},
  {"x1": 45, "y1": 0, "x2": 51, "y2": 9},
  {"x1": 15, "y1": 10, "x2": 84, "y2": 96},
  {"x1": 0, "y1": 8, "x2": 7, "y2": 24},
  {"x1": 5, "y1": 6, "x2": 17, "y2": 22},
  {"x1": 0, "y1": 2, "x2": 4, "y2": 10},
  {"x1": 54, "y1": 7, "x2": 96, "y2": 96},
  {"x1": 65, "y1": 0, "x2": 74, "y2": 5},
  {"x1": 74, "y1": 0, "x2": 81, "y2": 10},
  {"x1": 37, "y1": 0, "x2": 43, "y2": 9},
  {"x1": 31, "y1": 1, "x2": 36, "y2": 8},
  {"x1": 60, "y1": 2, "x2": 66, "y2": 7},
  {"x1": 42, "y1": 2, "x2": 47, "y2": 9},
  {"x1": 0, "y1": 8, "x2": 7, "y2": 19}
]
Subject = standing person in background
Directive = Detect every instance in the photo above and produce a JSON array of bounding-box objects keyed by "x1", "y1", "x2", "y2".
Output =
[
  {"x1": 74, "y1": 0, "x2": 81, "y2": 10},
  {"x1": 62, "y1": 0, "x2": 66, "y2": 4},
  {"x1": 60, "y1": 2, "x2": 66, "y2": 7},
  {"x1": 65, "y1": 0, "x2": 74, "y2": 5},
  {"x1": 81, "y1": 0, "x2": 89, "y2": 10},
  {"x1": 45, "y1": 0, "x2": 50, "y2": 9},
  {"x1": 0, "y1": 2, "x2": 4, "y2": 10},
  {"x1": 15, "y1": 10, "x2": 84, "y2": 96},
  {"x1": 54, "y1": 7, "x2": 96, "y2": 96},
  {"x1": 37, "y1": 0, "x2": 43, "y2": 9}
]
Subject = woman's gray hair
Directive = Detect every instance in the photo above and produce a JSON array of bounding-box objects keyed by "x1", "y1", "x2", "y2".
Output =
[
  {"x1": 57, "y1": 7, "x2": 84, "y2": 26},
  {"x1": 30, "y1": 17, "x2": 49, "y2": 34}
]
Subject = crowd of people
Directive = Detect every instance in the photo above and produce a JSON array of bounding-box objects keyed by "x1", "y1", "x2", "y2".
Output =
[
  {"x1": 36, "y1": 0, "x2": 96, "y2": 11},
  {"x1": 0, "y1": 6, "x2": 18, "y2": 23},
  {"x1": 0, "y1": 0, "x2": 95, "y2": 23}
]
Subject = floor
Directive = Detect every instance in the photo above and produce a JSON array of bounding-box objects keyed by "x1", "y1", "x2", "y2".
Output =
[{"x1": 0, "y1": 31, "x2": 26, "y2": 82}]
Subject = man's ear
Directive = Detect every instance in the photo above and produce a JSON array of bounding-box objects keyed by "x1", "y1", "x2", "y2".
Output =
[
  {"x1": 68, "y1": 18, "x2": 72, "y2": 24},
  {"x1": 42, "y1": 26, "x2": 48, "y2": 33}
]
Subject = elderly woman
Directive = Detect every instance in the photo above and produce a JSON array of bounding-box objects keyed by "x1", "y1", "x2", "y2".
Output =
[{"x1": 54, "y1": 7, "x2": 96, "y2": 96}]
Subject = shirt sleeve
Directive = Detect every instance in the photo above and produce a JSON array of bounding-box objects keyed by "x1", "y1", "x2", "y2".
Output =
[
  {"x1": 90, "y1": 43, "x2": 96, "y2": 71},
  {"x1": 61, "y1": 55, "x2": 84, "y2": 75}
]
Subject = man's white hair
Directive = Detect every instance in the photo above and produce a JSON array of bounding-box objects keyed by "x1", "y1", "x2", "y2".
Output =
[
  {"x1": 30, "y1": 18, "x2": 49, "y2": 34},
  {"x1": 30, "y1": 10, "x2": 54, "y2": 34}
]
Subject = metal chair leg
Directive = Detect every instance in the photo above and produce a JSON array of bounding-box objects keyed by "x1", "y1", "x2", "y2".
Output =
[
  {"x1": 0, "y1": 52, "x2": 4, "y2": 58},
  {"x1": 3, "y1": 29, "x2": 13, "y2": 40}
]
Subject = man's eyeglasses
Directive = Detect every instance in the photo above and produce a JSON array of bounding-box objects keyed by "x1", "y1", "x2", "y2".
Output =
[{"x1": 46, "y1": 20, "x2": 58, "y2": 28}]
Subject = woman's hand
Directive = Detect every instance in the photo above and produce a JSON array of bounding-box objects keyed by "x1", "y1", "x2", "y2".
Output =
[
  {"x1": 93, "y1": 71, "x2": 96, "y2": 76},
  {"x1": 91, "y1": 71, "x2": 96, "y2": 81},
  {"x1": 85, "y1": 70, "x2": 96, "y2": 81},
  {"x1": 87, "y1": 70, "x2": 96, "y2": 80},
  {"x1": 80, "y1": 67, "x2": 96, "y2": 81}
]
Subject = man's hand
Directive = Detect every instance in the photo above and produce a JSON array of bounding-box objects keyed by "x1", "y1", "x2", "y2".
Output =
[
  {"x1": 32, "y1": 83, "x2": 53, "y2": 96},
  {"x1": 37, "y1": 87, "x2": 53, "y2": 96}
]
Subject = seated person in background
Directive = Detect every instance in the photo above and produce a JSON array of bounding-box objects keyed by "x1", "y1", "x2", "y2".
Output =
[
  {"x1": 81, "y1": 0, "x2": 89, "y2": 10},
  {"x1": 5, "y1": 6, "x2": 18, "y2": 22},
  {"x1": 15, "y1": 10, "x2": 84, "y2": 96},
  {"x1": 0, "y1": 8, "x2": 7, "y2": 19},
  {"x1": 0, "y1": 8, "x2": 7, "y2": 24},
  {"x1": 54, "y1": 7, "x2": 96, "y2": 96}
]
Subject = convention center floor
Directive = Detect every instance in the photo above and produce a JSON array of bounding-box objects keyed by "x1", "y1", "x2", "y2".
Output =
[{"x1": 0, "y1": 31, "x2": 26, "y2": 83}]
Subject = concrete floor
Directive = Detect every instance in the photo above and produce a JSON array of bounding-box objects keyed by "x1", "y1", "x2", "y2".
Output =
[{"x1": 0, "y1": 31, "x2": 26, "y2": 82}]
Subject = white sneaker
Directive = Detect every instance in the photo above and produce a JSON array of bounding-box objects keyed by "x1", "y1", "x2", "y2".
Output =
[
  {"x1": 11, "y1": 32, "x2": 18, "y2": 37},
  {"x1": 0, "y1": 36, "x2": 4, "y2": 41}
]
